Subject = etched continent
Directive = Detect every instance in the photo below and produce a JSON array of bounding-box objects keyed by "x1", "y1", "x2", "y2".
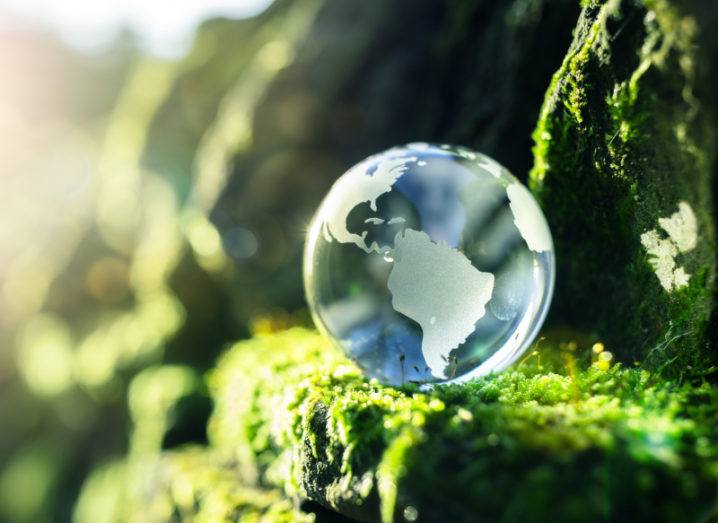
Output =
[
  {"x1": 506, "y1": 182, "x2": 552, "y2": 252},
  {"x1": 387, "y1": 229, "x2": 494, "y2": 378},
  {"x1": 317, "y1": 155, "x2": 416, "y2": 253}
]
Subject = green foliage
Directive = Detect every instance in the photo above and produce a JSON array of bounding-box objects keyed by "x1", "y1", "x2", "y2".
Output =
[{"x1": 208, "y1": 328, "x2": 718, "y2": 522}]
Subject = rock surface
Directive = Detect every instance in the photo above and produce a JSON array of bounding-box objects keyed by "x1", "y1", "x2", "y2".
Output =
[
  {"x1": 203, "y1": 328, "x2": 718, "y2": 523},
  {"x1": 530, "y1": 0, "x2": 718, "y2": 378}
]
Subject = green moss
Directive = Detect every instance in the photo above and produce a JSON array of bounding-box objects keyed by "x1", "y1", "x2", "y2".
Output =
[
  {"x1": 73, "y1": 449, "x2": 315, "y2": 523},
  {"x1": 76, "y1": 363, "x2": 314, "y2": 521},
  {"x1": 529, "y1": 0, "x2": 717, "y2": 378},
  {"x1": 208, "y1": 328, "x2": 718, "y2": 522}
]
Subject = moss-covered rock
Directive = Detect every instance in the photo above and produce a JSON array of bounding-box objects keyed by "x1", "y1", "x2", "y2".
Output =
[
  {"x1": 530, "y1": 0, "x2": 718, "y2": 378},
  {"x1": 208, "y1": 328, "x2": 718, "y2": 522},
  {"x1": 73, "y1": 449, "x2": 316, "y2": 523},
  {"x1": 73, "y1": 364, "x2": 326, "y2": 522}
]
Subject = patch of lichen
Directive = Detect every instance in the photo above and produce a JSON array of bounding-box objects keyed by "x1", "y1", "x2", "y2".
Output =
[
  {"x1": 529, "y1": 0, "x2": 717, "y2": 378},
  {"x1": 208, "y1": 328, "x2": 718, "y2": 522}
]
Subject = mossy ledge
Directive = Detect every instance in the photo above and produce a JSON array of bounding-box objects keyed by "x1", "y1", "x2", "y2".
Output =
[
  {"x1": 73, "y1": 448, "x2": 316, "y2": 523},
  {"x1": 530, "y1": 0, "x2": 717, "y2": 378},
  {"x1": 207, "y1": 328, "x2": 718, "y2": 523}
]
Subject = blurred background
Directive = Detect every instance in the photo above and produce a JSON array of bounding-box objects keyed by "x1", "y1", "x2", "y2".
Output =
[{"x1": 0, "y1": 0, "x2": 579, "y2": 521}]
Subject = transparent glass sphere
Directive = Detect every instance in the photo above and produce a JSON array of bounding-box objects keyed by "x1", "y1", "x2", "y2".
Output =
[{"x1": 304, "y1": 143, "x2": 555, "y2": 386}]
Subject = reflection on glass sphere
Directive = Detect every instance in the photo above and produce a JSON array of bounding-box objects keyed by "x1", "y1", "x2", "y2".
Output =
[{"x1": 304, "y1": 143, "x2": 555, "y2": 386}]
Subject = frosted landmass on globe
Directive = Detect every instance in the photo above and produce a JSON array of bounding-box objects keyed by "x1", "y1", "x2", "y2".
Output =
[{"x1": 304, "y1": 143, "x2": 554, "y2": 385}]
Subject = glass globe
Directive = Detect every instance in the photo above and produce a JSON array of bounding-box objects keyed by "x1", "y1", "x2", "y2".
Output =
[{"x1": 304, "y1": 143, "x2": 554, "y2": 386}]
